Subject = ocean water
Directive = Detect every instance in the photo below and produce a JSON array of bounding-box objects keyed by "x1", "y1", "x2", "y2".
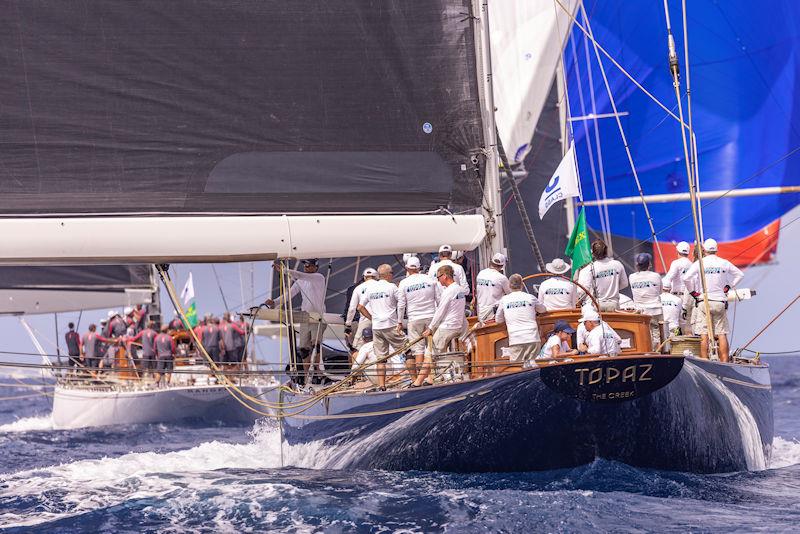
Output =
[{"x1": 0, "y1": 358, "x2": 799, "y2": 533}]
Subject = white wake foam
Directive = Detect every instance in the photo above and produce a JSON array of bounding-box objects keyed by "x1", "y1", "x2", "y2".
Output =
[
  {"x1": 769, "y1": 436, "x2": 800, "y2": 469},
  {"x1": 0, "y1": 415, "x2": 54, "y2": 433}
]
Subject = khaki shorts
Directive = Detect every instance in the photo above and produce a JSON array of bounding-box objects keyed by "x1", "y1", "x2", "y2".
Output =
[
  {"x1": 507, "y1": 342, "x2": 541, "y2": 363},
  {"x1": 694, "y1": 301, "x2": 729, "y2": 335},
  {"x1": 432, "y1": 327, "x2": 462, "y2": 355},
  {"x1": 407, "y1": 318, "x2": 432, "y2": 355},
  {"x1": 352, "y1": 317, "x2": 372, "y2": 349},
  {"x1": 477, "y1": 305, "x2": 496, "y2": 323},
  {"x1": 373, "y1": 327, "x2": 407, "y2": 358},
  {"x1": 296, "y1": 322, "x2": 325, "y2": 350}
]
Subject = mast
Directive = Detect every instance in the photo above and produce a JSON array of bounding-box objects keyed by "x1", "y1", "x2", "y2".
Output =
[
  {"x1": 663, "y1": 0, "x2": 717, "y2": 359},
  {"x1": 474, "y1": 0, "x2": 505, "y2": 267}
]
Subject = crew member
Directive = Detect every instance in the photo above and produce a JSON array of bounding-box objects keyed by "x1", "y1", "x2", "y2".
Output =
[
  {"x1": 576, "y1": 304, "x2": 596, "y2": 353},
  {"x1": 221, "y1": 312, "x2": 246, "y2": 366},
  {"x1": 201, "y1": 315, "x2": 223, "y2": 364},
  {"x1": 682, "y1": 238, "x2": 743, "y2": 362},
  {"x1": 495, "y1": 273, "x2": 546, "y2": 363},
  {"x1": 107, "y1": 310, "x2": 127, "y2": 338},
  {"x1": 417, "y1": 265, "x2": 467, "y2": 387},
  {"x1": 236, "y1": 315, "x2": 248, "y2": 364},
  {"x1": 577, "y1": 240, "x2": 628, "y2": 311},
  {"x1": 154, "y1": 324, "x2": 176, "y2": 386},
  {"x1": 629, "y1": 253, "x2": 664, "y2": 348},
  {"x1": 345, "y1": 267, "x2": 378, "y2": 349},
  {"x1": 397, "y1": 256, "x2": 437, "y2": 381},
  {"x1": 129, "y1": 321, "x2": 158, "y2": 375},
  {"x1": 660, "y1": 279, "x2": 683, "y2": 336},
  {"x1": 581, "y1": 311, "x2": 622, "y2": 356},
  {"x1": 538, "y1": 258, "x2": 576, "y2": 311},
  {"x1": 64, "y1": 322, "x2": 81, "y2": 370},
  {"x1": 357, "y1": 264, "x2": 406, "y2": 391},
  {"x1": 663, "y1": 241, "x2": 692, "y2": 296},
  {"x1": 428, "y1": 245, "x2": 469, "y2": 295},
  {"x1": 474, "y1": 253, "x2": 510, "y2": 322},
  {"x1": 81, "y1": 324, "x2": 113, "y2": 370},
  {"x1": 266, "y1": 258, "x2": 327, "y2": 373},
  {"x1": 539, "y1": 320, "x2": 578, "y2": 359}
]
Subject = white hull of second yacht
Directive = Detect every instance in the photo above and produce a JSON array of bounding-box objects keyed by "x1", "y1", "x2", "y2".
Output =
[{"x1": 51, "y1": 383, "x2": 276, "y2": 430}]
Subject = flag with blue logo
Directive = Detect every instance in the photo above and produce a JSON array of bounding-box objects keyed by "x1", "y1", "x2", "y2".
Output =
[{"x1": 538, "y1": 142, "x2": 580, "y2": 219}]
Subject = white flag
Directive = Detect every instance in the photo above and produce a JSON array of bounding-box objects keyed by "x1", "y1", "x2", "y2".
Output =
[
  {"x1": 538, "y1": 143, "x2": 581, "y2": 219},
  {"x1": 180, "y1": 272, "x2": 195, "y2": 306}
]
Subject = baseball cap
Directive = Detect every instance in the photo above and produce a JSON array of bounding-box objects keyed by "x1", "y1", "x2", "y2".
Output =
[
  {"x1": 676, "y1": 241, "x2": 690, "y2": 255},
  {"x1": 635, "y1": 252, "x2": 652, "y2": 267},
  {"x1": 363, "y1": 267, "x2": 378, "y2": 278},
  {"x1": 361, "y1": 327, "x2": 373, "y2": 340},
  {"x1": 579, "y1": 311, "x2": 601, "y2": 323},
  {"x1": 405, "y1": 256, "x2": 421, "y2": 269},
  {"x1": 303, "y1": 258, "x2": 319, "y2": 266},
  {"x1": 553, "y1": 320, "x2": 576, "y2": 334},
  {"x1": 402, "y1": 253, "x2": 417, "y2": 263},
  {"x1": 438, "y1": 244, "x2": 452, "y2": 253},
  {"x1": 491, "y1": 252, "x2": 506, "y2": 266},
  {"x1": 703, "y1": 238, "x2": 718, "y2": 253}
]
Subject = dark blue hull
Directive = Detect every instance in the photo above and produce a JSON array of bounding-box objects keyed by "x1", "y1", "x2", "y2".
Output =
[{"x1": 279, "y1": 356, "x2": 772, "y2": 473}]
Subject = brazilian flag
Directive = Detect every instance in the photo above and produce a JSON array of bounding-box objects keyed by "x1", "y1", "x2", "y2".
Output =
[
  {"x1": 565, "y1": 208, "x2": 592, "y2": 276},
  {"x1": 184, "y1": 301, "x2": 198, "y2": 328}
]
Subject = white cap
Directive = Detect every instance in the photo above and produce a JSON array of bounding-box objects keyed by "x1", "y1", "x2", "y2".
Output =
[
  {"x1": 107, "y1": 310, "x2": 116, "y2": 318},
  {"x1": 491, "y1": 252, "x2": 506, "y2": 266},
  {"x1": 438, "y1": 244, "x2": 452, "y2": 253},
  {"x1": 676, "y1": 241, "x2": 690, "y2": 255},
  {"x1": 402, "y1": 253, "x2": 417, "y2": 263},
  {"x1": 362, "y1": 267, "x2": 378, "y2": 278},
  {"x1": 124, "y1": 306, "x2": 133, "y2": 315},
  {"x1": 703, "y1": 238, "x2": 718, "y2": 253},
  {"x1": 579, "y1": 311, "x2": 601, "y2": 323},
  {"x1": 405, "y1": 256, "x2": 421, "y2": 269}
]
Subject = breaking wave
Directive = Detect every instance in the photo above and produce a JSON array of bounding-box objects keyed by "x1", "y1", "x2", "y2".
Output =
[{"x1": 0, "y1": 415, "x2": 54, "y2": 433}]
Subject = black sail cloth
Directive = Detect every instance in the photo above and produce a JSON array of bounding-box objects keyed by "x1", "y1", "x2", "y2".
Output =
[{"x1": 0, "y1": 0, "x2": 485, "y2": 216}]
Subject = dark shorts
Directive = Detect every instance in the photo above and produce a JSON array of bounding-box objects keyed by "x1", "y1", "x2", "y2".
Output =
[
  {"x1": 67, "y1": 354, "x2": 81, "y2": 367},
  {"x1": 85, "y1": 357, "x2": 99, "y2": 369},
  {"x1": 224, "y1": 349, "x2": 240, "y2": 364},
  {"x1": 207, "y1": 348, "x2": 221, "y2": 364},
  {"x1": 156, "y1": 356, "x2": 174, "y2": 372},
  {"x1": 141, "y1": 353, "x2": 155, "y2": 370}
]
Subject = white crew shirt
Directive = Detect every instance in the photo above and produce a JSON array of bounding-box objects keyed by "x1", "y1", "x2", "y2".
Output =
[
  {"x1": 682, "y1": 254, "x2": 744, "y2": 302},
  {"x1": 663, "y1": 256, "x2": 692, "y2": 293},
  {"x1": 538, "y1": 277, "x2": 577, "y2": 311},
  {"x1": 540, "y1": 334, "x2": 569, "y2": 358},
  {"x1": 577, "y1": 323, "x2": 588, "y2": 348},
  {"x1": 660, "y1": 292, "x2": 682, "y2": 331},
  {"x1": 475, "y1": 267, "x2": 510, "y2": 317},
  {"x1": 428, "y1": 259, "x2": 470, "y2": 295},
  {"x1": 360, "y1": 279, "x2": 401, "y2": 330},
  {"x1": 346, "y1": 279, "x2": 377, "y2": 325},
  {"x1": 577, "y1": 258, "x2": 629, "y2": 303},
  {"x1": 495, "y1": 291, "x2": 546, "y2": 346},
  {"x1": 398, "y1": 272, "x2": 437, "y2": 322},
  {"x1": 429, "y1": 282, "x2": 467, "y2": 331},
  {"x1": 585, "y1": 322, "x2": 622, "y2": 355},
  {"x1": 629, "y1": 271, "x2": 663, "y2": 315},
  {"x1": 275, "y1": 269, "x2": 326, "y2": 315}
]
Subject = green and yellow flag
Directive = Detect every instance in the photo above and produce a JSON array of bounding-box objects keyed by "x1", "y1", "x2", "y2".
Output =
[
  {"x1": 565, "y1": 208, "x2": 592, "y2": 276},
  {"x1": 180, "y1": 272, "x2": 199, "y2": 328}
]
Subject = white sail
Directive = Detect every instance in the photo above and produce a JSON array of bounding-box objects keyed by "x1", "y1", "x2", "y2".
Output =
[{"x1": 490, "y1": 0, "x2": 578, "y2": 163}]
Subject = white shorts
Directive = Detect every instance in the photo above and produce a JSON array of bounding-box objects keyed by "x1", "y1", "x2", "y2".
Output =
[
  {"x1": 407, "y1": 318, "x2": 432, "y2": 354},
  {"x1": 694, "y1": 301, "x2": 729, "y2": 335}
]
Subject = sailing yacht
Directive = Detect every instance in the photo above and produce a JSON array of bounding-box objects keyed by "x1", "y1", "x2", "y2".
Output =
[{"x1": 0, "y1": 0, "x2": 792, "y2": 471}]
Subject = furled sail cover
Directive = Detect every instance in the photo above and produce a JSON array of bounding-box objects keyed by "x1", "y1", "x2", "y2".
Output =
[
  {"x1": 563, "y1": 1, "x2": 800, "y2": 249},
  {"x1": 0, "y1": 1, "x2": 485, "y2": 216}
]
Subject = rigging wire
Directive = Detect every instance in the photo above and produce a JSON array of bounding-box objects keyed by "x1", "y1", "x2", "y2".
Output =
[{"x1": 580, "y1": 2, "x2": 667, "y2": 271}]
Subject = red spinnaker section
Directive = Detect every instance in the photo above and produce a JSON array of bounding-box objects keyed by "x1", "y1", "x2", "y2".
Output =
[{"x1": 654, "y1": 220, "x2": 781, "y2": 273}]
